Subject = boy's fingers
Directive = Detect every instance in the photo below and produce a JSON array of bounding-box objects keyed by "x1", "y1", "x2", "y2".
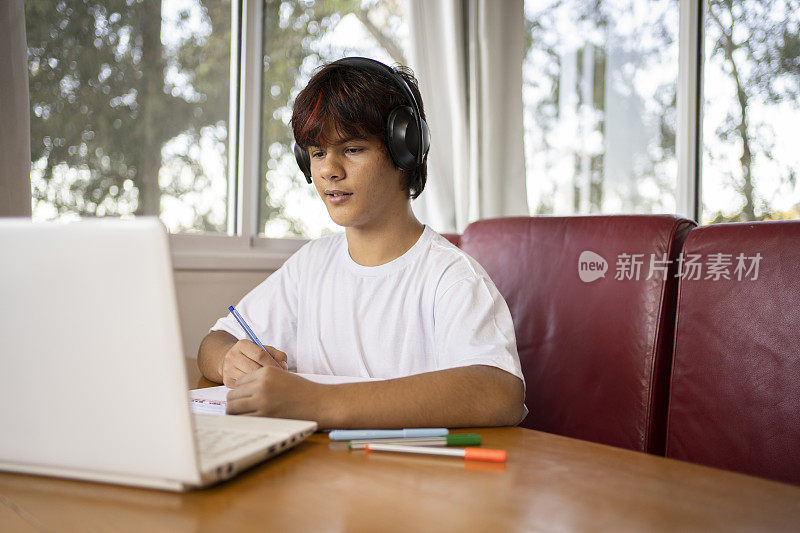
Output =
[
  {"x1": 239, "y1": 340, "x2": 264, "y2": 359},
  {"x1": 237, "y1": 339, "x2": 287, "y2": 369},
  {"x1": 223, "y1": 368, "x2": 242, "y2": 388},
  {"x1": 238, "y1": 340, "x2": 279, "y2": 364},
  {"x1": 264, "y1": 345, "x2": 287, "y2": 362},
  {"x1": 235, "y1": 368, "x2": 259, "y2": 386},
  {"x1": 256, "y1": 346, "x2": 288, "y2": 369},
  {"x1": 265, "y1": 346, "x2": 289, "y2": 369},
  {"x1": 251, "y1": 350, "x2": 280, "y2": 368},
  {"x1": 226, "y1": 384, "x2": 250, "y2": 401},
  {"x1": 226, "y1": 396, "x2": 256, "y2": 415},
  {"x1": 234, "y1": 353, "x2": 262, "y2": 373}
]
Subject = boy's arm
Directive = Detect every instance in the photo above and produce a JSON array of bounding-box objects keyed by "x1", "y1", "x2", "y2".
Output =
[
  {"x1": 226, "y1": 364, "x2": 525, "y2": 428},
  {"x1": 197, "y1": 330, "x2": 287, "y2": 386},
  {"x1": 197, "y1": 330, "x2": 236, "y2": 383}
]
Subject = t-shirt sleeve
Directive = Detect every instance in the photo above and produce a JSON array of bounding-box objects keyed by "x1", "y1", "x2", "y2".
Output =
[
  {"x1": 433, "y1": 274, "x2": 528, "y2": 423},
  {"x1": 210, "y1": 250, "x2": 301, "y2": 371},
  {"x1": 433, "y1": 275, "x2": 525, "y2": 383}
]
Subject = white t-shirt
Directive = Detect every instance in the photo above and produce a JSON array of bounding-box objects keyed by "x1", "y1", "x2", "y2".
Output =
[{"x1": 212, "y1": 226, "x2": 525, "y2": 388}]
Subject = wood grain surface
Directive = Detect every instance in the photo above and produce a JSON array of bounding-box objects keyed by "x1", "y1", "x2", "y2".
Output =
[{"x1": 1, "y1": 362, "x2": 798, "y2": 532}]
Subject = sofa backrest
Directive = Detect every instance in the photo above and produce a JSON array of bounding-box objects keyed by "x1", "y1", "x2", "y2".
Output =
[
  {"x1": 665, "y1": 221, "x2": 800, "y2": 484},
  {"x1": 460, "y1": 215, "x2": 694, "y2": 453}
]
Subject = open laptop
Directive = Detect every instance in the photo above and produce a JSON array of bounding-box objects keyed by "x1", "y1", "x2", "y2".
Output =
[{"x1": 0, "y1": 217, "x2": 317, "y2": 491}]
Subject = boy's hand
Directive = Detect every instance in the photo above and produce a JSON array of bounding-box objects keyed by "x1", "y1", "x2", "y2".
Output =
[
  {"x1": 221, "y1": 340, "x2": 288, "y2": 388},
  {"x1": 226, "y1": 366, "x2": 327, "y2": 421}
]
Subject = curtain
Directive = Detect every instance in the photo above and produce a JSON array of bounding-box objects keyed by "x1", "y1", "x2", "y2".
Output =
[
  {"x1": 0, "y1": 0, "x2": 31, "y2": 217},
  {"x1": 409, "y1": 0, "x2": 527, "y2": 233}
]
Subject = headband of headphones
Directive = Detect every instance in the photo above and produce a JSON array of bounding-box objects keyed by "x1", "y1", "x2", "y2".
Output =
[{"x1": 293, "y1": 57, "x2": 430, "y2": 184}]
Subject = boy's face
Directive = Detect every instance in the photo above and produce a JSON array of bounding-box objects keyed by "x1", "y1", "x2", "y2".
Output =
[{"x1": 308, "y1": 128, "x2": 409, "y2": 231}]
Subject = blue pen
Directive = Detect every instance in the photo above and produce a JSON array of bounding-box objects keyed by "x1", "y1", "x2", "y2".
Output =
[
  {"x1": 228, "y1": 305, "x2": 267, "y2": 352},
  {"x1": 328, "y1": 428, "x2": 449, "y2": 441}
]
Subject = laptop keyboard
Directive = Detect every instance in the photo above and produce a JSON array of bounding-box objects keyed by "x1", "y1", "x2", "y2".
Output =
[{"x1": 195, "y1": 427, "x2": 272, "y2": 461}]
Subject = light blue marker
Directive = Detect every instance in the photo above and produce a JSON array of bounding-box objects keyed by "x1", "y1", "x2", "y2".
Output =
[
  {"x1": 228, "y1": 305, "x2": 267, "y2": 352},
  {"x1": 328, "y1": 428, "x2": 449, "y2": 441}
]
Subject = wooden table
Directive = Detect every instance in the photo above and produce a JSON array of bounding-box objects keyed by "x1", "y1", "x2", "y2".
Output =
[{"x1": 1, "y1": 363, "x2": 799, "y2": 532}]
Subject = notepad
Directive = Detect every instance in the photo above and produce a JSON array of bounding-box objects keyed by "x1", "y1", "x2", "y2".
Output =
[
  {"x1": 189, "y1": 373, "x2": 384, "y2": 415},
  {"x1": 189, "y1": 385, "x2": 229, "y2": 415}
]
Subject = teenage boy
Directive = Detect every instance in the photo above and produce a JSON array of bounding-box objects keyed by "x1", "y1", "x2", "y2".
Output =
[{"x1": 198, "y1": 57, "x2": 525, "y2": 429}]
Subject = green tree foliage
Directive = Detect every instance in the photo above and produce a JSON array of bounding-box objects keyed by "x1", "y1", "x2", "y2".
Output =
[
  {"x1": 27, "y1": 0, "x2": 232, "y2": 231},
  {"x1": 523, "y1": 0, "x2": 677, "y2": 215},
  {"x1": 706, "y1": 0, "x2": 800, "y2": 222},
  {"x1": 27, "y1": 0, "x2": 405, "y2": 235},
  {"x1": 258, "y1": 0, "x2": 345, "y2": 235}
]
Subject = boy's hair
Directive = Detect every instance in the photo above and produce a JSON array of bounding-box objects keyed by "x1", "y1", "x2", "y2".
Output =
[{"x1": 290, "y1": 61, "x2": 428, "y2": 199}]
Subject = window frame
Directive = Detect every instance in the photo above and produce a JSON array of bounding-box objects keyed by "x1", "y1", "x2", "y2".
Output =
[
  {"x1": 170, "y1": 0, "x2": 306, "y2": 271},
  {"x1": 171, "y1": 0, "x2": 708, "y2": 271},
  {"x1": 676, "y1": 0, "x2": 704, "y2": 223}
]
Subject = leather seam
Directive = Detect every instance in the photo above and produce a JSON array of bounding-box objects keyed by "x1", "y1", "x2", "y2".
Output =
[
  {"x1": 663, "y1": 225, "x2": 698, "y2": 457},
  {"x1": 642, "y1": 220, "x2": 678, "y2": 452},
  {"x1": 643, "y1": 218, "x2": 692, "y2": 453}
]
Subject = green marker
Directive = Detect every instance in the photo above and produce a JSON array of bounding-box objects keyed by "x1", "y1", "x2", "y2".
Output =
[{"x1": 347, "y1": 433, "x2": 481, "y2": 450}]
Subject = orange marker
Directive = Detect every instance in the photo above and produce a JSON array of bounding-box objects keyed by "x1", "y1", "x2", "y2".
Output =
[{"x1": 364, "y1": 443, "x2": 507, "y2": 463}]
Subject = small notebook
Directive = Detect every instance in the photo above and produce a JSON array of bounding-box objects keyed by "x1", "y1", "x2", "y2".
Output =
[{"x1": 190, "y1": 373, "x2": 384, "y2": 415}]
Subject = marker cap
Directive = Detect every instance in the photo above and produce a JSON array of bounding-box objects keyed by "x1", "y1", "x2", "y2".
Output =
[
  {"x1": 445, "y1": 434, "x2": 482, "y2": 446},
  {"x1": 463, "y1": 447, "x2": 507, "y2": 463}
]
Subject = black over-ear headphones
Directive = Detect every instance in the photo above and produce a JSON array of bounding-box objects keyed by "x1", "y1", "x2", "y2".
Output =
[{"x1": 293, "y1": 57, "x2": 430, "y2": 184}]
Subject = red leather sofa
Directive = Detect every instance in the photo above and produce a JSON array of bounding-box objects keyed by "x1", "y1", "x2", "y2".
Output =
[
  {"x1": 665, "y1": 221, "x2": 800, "y2": 485},
  {"x1": 446, "y1": 216, "x2": 800, "y2": 485}
]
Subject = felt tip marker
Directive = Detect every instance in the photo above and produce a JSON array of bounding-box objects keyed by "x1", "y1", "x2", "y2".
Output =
[
  {"x1": 364, "y1": 444, "x2": 507, "y2": 463},
  {"x1": 329, "y1": 428, "x2": 449, "y2": 441},
  {"x1": 348, "y1": 434, "x2": 481, "y2": 450}
]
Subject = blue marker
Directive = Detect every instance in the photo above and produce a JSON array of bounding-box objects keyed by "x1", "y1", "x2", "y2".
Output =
[
  {"x1": 328, "y1": 428, "x2": 449, "y2": 441},
  {"x1": 228, "y1": 305, "x2": 267, "y2": 352}
]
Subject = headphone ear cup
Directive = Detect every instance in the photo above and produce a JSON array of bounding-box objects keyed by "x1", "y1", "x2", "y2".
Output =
[
  {"x1": 293, "y1": 143, "x2": 312, "y2": 184},
  {"x1": 386, "y1": 105, "x2": 428, "y2": 170},
  {"x1": 419, "y1": 116, "x2": 431, "y2": 159}
]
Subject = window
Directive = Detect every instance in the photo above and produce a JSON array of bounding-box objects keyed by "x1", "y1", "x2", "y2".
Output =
[
  {"x1": 523, "y1": 0, "x2": 680, "y2": 216},
  {"x1": 29, "y1": 1, "x2": 796, "y2": 255},
  {"x1": 27, "y1": 0, "x2": 234, "y2": 234},
  {"x1": 701, "y1": 0, "x2": 800, "y2": 223},
  {"x1": 26, "y1": 0, "x2": 409, "y2": 243},
  {"x1": 258, "y1": 0, "x2": 409, "y2": 239}
]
